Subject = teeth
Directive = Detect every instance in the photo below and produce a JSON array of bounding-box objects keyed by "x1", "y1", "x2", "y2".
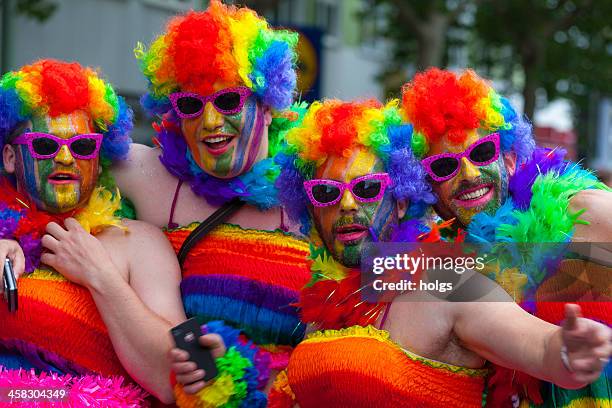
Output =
[
  {"x1": 458, "y1": 187, "x2": 490, "y2": 201},
  {"x1": 206, "y1": 136, "x2": 231, "y2": 144}
]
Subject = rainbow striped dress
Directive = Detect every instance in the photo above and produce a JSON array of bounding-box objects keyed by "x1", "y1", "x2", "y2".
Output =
[
  {"x1": 0, "y1": 268, "x2": 147, "y2": 406},
  {"x1": 164, "y1": 223, "x2": 312, "y2": 364}
]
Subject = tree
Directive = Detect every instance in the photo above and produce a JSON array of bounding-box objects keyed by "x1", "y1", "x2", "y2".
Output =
[
  {"x1": 1, "y1": 0, "x2": 57, "y2": 21},
  {"x1": 1, "y1": 0, "x2": 57, "y2": 72},
  {"x1": 362, "y1": 0, "x2": 479, "y2": 96},
  {"x1": 472, "y1": 0, "x2": 612, "y2": 120}
]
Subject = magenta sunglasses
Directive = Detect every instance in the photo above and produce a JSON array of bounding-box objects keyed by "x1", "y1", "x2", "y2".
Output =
[
  {"x1": 421, "y1": 133, "x2": 501, "y2": 182},
  {"x1": 169, "y1": 86, "x2": 253, "y2": 119},
  {"x1": 303, "y1": 173, "x2": 392, "y2": 207},
  {"x1": 12, "y1": 132, "x2": 103, "y2": 160}
]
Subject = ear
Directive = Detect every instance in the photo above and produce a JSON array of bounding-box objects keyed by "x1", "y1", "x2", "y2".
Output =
[
  {"x1": 263, "y1": 106, "x2": 273, "y2": 127},
  {"x1": 397, "y1": 199, "x2": 408, "y2": 220},
  {"x1": 503, "y1": 151, "x2": 517, "y2": 177},
  {"x1": 2, "y1": 144, "x2": 17, "y2": 174}
]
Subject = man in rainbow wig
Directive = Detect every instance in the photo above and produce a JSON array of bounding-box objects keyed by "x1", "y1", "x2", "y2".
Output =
[
  {"x1": 0, "y1": 59, "x2": 187, "y2": 405},
  {"x1": 267, "y1": 98, "x2": 611, "y2": 407},
  {"x1": 401, "y1": 68, "x2": 612, "y2": 407},
  {"x1": 111, "y1": 1, "x2": 312, "y2": 406}
]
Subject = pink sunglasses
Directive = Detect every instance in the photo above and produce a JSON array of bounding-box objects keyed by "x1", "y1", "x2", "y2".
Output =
[
  {"x1": 12, "y1": 132, "x2": 103, "y2": 160},
  {"x1": 303, "y1": 173, "x2": 392, "y2": 207},
  {"x1": 421, "y1": 133, "x2": 501, "y2": 182},
  {"x1": 169, "y1": 86, "x2": 253, "y2": 119}
]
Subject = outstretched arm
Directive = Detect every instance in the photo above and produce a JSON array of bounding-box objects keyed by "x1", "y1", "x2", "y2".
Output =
[
  {"x1": 454, "y1": 301, "x2": 611, "y2": 389},
  {"x1": 42, "y1": 218, "x2": 186, "y2": 404}
]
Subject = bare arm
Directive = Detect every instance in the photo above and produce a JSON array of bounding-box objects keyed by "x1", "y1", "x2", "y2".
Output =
[
  {"x1": 42, "y1": 218, "x2": 186, "y2": 404},
  {"x1": 454, "y1": 301, "x2": 611, "y2": 389}
]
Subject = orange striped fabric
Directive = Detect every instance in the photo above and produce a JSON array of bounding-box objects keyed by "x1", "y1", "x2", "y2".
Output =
[
  {"x1": 0, "y1": 270, "x2": 129, "y2": 378},
  {"x1": 284, "y1": 326, "x2": 487, "y2": 408}
]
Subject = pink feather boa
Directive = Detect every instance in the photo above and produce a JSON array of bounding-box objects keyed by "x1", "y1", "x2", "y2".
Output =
[{"x1": 0, "y1": 366, "x2": 149, "y2": 407}]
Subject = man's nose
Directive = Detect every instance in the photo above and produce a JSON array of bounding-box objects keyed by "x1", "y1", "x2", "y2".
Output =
[
  {"x1": 54, "y1": 145, "x2": 75, "y2": 166},
  {"x1": 459, "y1": 157, "x2": 481, "y2": 180},
  {"x1": 339, "y1": 189, "x2": 358, "y2": 213},
  {"x1": 202, "y1": 102, "x2": 224, "y2": 130}
]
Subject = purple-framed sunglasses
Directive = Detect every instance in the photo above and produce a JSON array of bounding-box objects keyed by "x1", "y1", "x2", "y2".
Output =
[
  {"x1": 12, "y1": 132, "x2": 103, "y2": 160},
  {"x1": 303, "y1": 173, "x2": 392, "y2": 207},
  {"x1": 421, "y1": 133, "x2": 501, "y2": 182},
  {"x1": 169, "y1": 86, "x2": 253, "y2": 119}
]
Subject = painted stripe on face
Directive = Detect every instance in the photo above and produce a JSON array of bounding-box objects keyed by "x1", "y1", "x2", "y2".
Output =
[
  {"x1": 19, "y1": 147, "x2": 48, "y2": 206},
  {"x1": 15, "y1": 112, "x2": 97, "y2": 213},
  {"x1": 370, "y1": 192, "x2": 396, "y2": 241},
  {"x1": 242, "y1": 105, "x2": 264, "y2": 173},
  {"x1": 313, "y1": 148, "x2": 384, "y2": 267},
  {"x1": 231, "y1": 98, "x2": 256, "y2": 172}
]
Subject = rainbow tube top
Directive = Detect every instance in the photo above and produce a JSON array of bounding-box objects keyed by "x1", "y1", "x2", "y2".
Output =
[
  {"x1": 0, "y1": 269, "x2": 147, "y2": 406},
  {"x1": 271, "y1": 326, "x2": 487, "y2": 408},
  {"x1": 164, "y1": 223, "x2": 312, "y2": 347}
]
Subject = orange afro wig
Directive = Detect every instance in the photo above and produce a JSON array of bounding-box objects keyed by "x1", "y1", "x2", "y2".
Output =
[{"x1": 401, "y1": 68, "x2": 534, "y2": 161}]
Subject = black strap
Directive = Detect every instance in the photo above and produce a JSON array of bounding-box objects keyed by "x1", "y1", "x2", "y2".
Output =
[{"x1": 177, "y1": 198, "x2": 245, "y2": 267}]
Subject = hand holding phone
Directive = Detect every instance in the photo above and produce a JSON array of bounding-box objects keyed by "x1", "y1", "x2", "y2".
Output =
[
  {"x1": 3, "y1": 258, "x2": 18, "y2": 313},
  {"x1": 170, "y1": 318, "x2": 218, "y2": 382}
]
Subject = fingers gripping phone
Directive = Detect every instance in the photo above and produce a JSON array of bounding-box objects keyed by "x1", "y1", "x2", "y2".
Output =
[
  {"x1": 171, "y1": 317, "x2": 218, "y2": 382},
  {"x1": 3, "y1": 258, "x2": 18, "y2": 313}
]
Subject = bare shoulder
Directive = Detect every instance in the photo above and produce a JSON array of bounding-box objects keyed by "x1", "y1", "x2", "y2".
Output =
[
  {"x1": 111, "y1": 144, "x2": 170, "y2": 189},
  {"x1": 569, "y1": 188, "x2": 612, "y2": 214},
  {"x1": 120, "y1": 219, "x2": 173, "y2": 248},
  {"x1": 95, "y1": 220, "x2": 171, "y2": 255},
  {"x1": 570, "y1": 189, "x2": 612, "y2": 242}
]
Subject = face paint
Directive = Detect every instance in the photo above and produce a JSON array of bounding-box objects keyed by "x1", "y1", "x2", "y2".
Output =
[
  {"x1": 311, "y1": 148, "x2": 399, "y2": 268},
  {"x1": 428, "y1": 130, "x2": 510, "y2": 227},
  {"x1": 180, "y1": 83, "x2": 268, "y2": 179},
  {"x1": 13, "y1": 111, "x2": 99, "y2": 214}
]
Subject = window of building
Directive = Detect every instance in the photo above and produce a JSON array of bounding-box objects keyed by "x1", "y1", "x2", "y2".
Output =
[
  {"x1": 141, "y1": 0, "x2": 198, "y2": 12},
  {"x1": 315, "y1": 0, "x2": 338, "y2": 37}
]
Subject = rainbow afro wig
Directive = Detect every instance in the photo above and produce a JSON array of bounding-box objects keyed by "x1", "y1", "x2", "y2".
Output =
[
  {"x1": 401, "y1": 68, "x2": 534, "y2": 164},
  {"x1": 136, "y1": 0, "x2": 298, "y2": 116},
  {"x1": 275, "y1": 99, "x2": 436, "y2": 233},
  {"x1": 0, "y1": 59, "x2": 133, "y2": 169}
]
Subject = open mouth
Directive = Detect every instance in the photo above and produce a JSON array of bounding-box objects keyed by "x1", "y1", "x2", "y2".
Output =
[
  {"x1": 335, "y1": 224, "x2": 368, "y2": 244},
  {"x1": 453, "y1": 183, "x2": 494, "y2": 208},
  {"x1": 48, "y1": 172, "x2": 80, "y2": 184},
  {"x1": 202, "y1": 134, "x2": 236, "y2": 155}
]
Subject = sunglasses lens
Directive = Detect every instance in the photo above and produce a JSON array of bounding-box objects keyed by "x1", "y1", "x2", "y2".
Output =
[
  {"x1": 469, "y1": 141, "x2": 496, "y2": 164},
  {"x1": 311, "y1": 184, "x2": 341, "y2": 204},
  {"x1": 430, "y1": 157, "x2": 459, "y2": 178},
  {"x1": 214, "y1": 92, "x2": 242, "y2": 112},
  {"x1": 31, "y1": 137, "x2": 59, "y2": 156},
  {"x1": 71, "y1": 138, "x2": 98, "y2": 156},
  {"x1": 353, "y1": 179, "x2": 383, "y2": 200},
  {"x1": 176, "y1": 96, "x2": 204, "y2": 115}
]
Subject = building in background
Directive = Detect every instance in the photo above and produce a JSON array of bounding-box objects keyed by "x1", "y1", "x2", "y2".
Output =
[
  {"x1": 1, "y1": 0, "x2": 609, "y2": 182},
  {"x1": 0, "y1": 0, "x2": 390, "y2": 144}
]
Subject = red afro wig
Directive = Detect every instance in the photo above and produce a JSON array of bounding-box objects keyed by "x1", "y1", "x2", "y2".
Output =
[
  {"x1": 317, "y1": 99, "x2": 382, "y2": 157},
  {"x1": 401, "y1": 68, "x2": 492, "y2": 145},
  {"x1": 168, "y1": 7, "x2": 240, "y2": 96},
  {"x1": 28, "y1": 60, "x2": 90, "y2": 117}
]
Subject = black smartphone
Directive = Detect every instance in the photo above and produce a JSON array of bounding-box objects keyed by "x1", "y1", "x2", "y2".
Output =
[
  {"x1": 3, "y1": 258, "x2": 18, "y2": 313},
  {"x1": 170, "y1": 317, "x2": 218, "y2": 382}
]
